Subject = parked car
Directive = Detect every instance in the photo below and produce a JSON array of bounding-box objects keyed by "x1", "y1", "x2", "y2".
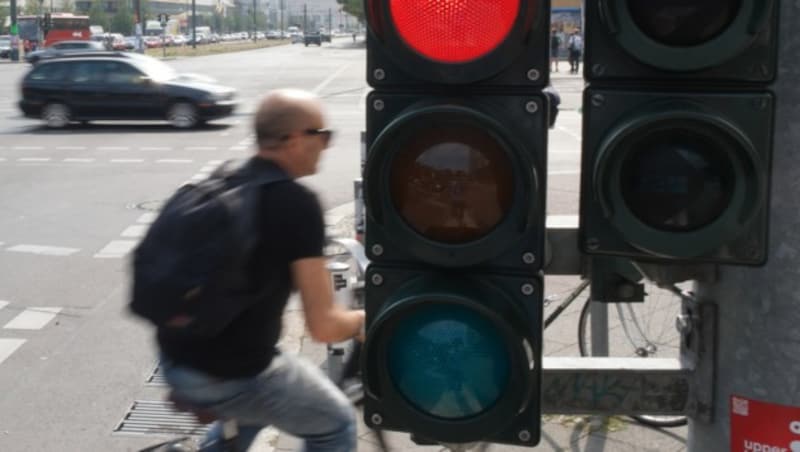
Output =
[
  {"x1": 19, "y1": 52, "x2": 237, "y2": 129},
  {"x1": 24, "y1": 40, "x2": 105, "y2": 65},
  {"x1": 0, "y1": 35, "x2": 11, "y2": 59},
  {"x1": 304, "y1": 32, "x2": 322, "y2": 46}
]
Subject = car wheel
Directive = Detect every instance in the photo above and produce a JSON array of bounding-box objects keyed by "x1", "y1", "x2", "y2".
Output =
[
  {"x1": 167, "y1": 102, "x2": 198, "y2": 129},
  {"x1": 42, "y1": 103, "x2": 70, "y2": 129}
]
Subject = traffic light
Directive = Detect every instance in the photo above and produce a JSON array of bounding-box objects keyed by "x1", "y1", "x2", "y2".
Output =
[
  {"x1": 579, "y1": 1, "x2": 777, "y2": 265},
  {"x1": 361, "y1": 0, "x2": 550, "y2": 446}
]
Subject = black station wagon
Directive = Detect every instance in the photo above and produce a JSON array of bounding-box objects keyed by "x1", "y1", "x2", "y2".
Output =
[{"x1": 19, "y1": 52, "x2": 237, "y2": 129}]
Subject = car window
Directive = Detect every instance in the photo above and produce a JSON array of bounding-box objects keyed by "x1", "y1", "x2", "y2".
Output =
[
  {"x1": 69, "y1": 61, "x2": 107, "y2": 84},
  {"x1": 27, "y1": 62, "x2": 68, "y2": 81},
  {"x1": 104, "y1": 61, "x2": 144, "y2": 84}
]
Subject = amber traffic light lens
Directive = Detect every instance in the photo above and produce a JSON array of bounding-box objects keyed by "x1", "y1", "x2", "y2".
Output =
[
  {"x1": 619, "y1": 127, "x2": 736, "y2": 232},
  {"x1": 389, "y1": 0, "x2": 521, "y2": 63},
  {"x1": 390, "y1": 123, "x2": 514, "y2": 244},
  {"x1": 627, "y1": 0, "x2": 742, "y2": 47}
]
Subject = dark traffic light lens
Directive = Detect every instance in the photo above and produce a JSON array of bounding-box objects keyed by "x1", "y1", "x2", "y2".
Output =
[
  {"x1": 389, "y1": 122, "x2": 514, "y2": 244},
  {"x1": 389, "y1": 0, "x2": 520, "y2": 63},
  {"x1": 387, "y1": 303, "x2": 511, "y2": 419},
  {"x1": 627, "y1": 0, "x2": 741, "y2": 47},
  {"x1": 620, "y1": 127, "x2": 736, "y2": 232}
]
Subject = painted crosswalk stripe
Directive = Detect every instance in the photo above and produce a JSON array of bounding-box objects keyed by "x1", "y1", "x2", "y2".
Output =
[
  {"x1": 64, "y1": 158, "x2": 95, "y2": 163},
  {"x1": 13, "y1": 146, "x2": 44, "y2": 151},
  {"x1": 98, "y1": 146, "x2": 130, "y2": 151},
  {"x1": 94, "y1": 240, "x2": 137, "y2": 258},
  {"x1": 0, "y1": 339, "x2": 26, "y2": 365},
  {"x1": 156, "y1": 159, "x2": 193, "y2": 163},
  {"x1": 18, "y1": 157, "x2": 51, "y2": 162},
  {"x1": 228, "y1": 146, "x2": 248, "y2": 151},
  {"x1": 56, "y1": 146, "x2": 87, "y2": 151},
  {"x1": 4, "y1": 307, "x2": 62, "y2": 330},
  {"x1": 0, "y1": 301, "x2": 8, "y2": 311},
  {"x1": 0, "y1": 158, "x2": 6, "y2": 162},
  {"x1": 140, "y1": 146, "x2": 172, "y2": 151},
  {"x1": 184, "y1": 146, "x2": 217, "y2": 151},
  {"x1": 7, "y1": 244, "x2": 79, "y2": 256},
  {"x1": 121, "y1": 224, "x2": 149, "y2": 238},
  {"x1": 136, "y1": 212, "x2": 158, "y2": 224},
  {"x1": 111, "y1": 159, "x2": 145, "y2": 163}
]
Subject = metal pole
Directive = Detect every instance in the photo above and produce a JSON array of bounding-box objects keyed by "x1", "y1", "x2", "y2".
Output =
[
  {"x1": 303, "y1": 3, "x2": 306, "y2": 33},
  {"x1": 10, "y1": 0, "x2": 19, "y2": 61},
  {"x1": 689, "y1": 2, "x2": 800, "y2": 450},
  {"x1": 328, "y1": 7, "x2": 331, "y2": 35},
  {"x1": 191, "y1": 0, "x2": 196, "y2": 49},
  {"x1": 134, "y1": 0, "x2": 143, "y2": 53},
  {"x1": 279, "y1": 0, "x2": 283, "y2": 35},
  {"x1": 252, "y1": 0, "x2": 256, "y2": 42}
]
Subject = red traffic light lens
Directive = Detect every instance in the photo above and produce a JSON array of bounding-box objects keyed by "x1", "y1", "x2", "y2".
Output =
[
  {"x1": 626, "y1": 0, "x2": 742, "y2": 47},
  {"x1": 389, "y1": 123, "x2": 514, "y2": 244},
  {"x1": 389, "y1": 0, "x2": 521, "y2": 63}
]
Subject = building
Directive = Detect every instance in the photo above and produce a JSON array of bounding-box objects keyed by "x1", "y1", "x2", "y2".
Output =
[{"x1": 552, "y1": 0, "x2": 582, "y2": 33}]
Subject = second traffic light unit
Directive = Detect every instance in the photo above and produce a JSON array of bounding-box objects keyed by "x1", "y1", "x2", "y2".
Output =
[{"x1": 362, "y1": 0, "x2": 550, "y2": 446}]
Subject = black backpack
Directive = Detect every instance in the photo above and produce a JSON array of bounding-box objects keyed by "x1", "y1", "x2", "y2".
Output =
[{"x1": 129, "y1": 158, "x2": 288, "y2": 336}]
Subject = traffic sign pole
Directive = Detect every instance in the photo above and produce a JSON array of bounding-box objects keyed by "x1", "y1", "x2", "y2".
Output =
[{"x1": 691, "y1": 3, "x2": 800, "y2": 450}]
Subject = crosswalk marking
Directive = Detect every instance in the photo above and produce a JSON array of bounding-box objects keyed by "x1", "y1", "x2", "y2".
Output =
[
  {"x1": 0, "y1": 301, "x2": 8, "y2": 311},
  {"x1": 136, "y1": 213, "x2": 158, "y2": 224},
  {"x1": 63, "y1": 158, "x2": 96, "y2": 163},
  {"x1": 94, "y1": 240, "x2": 137, "y2": 258},
  {"x1": 0, "y1": 339, "x2": 26, "y2": 365},
  {"x1": 4, "y1": 307, "x2": 62, "y2": 330},
  {"x1": 110, "y1": 158, "x2": 145, "y2": 163},
  {"x1": 156, "y1": 159, "x2": 193, "y2": 163},
  {"x1": 7, "y1": 244, "x2": 80, "y2": 256},
  {"x1": 121, "y1": 225, "x2": 149, "y2": 238}
]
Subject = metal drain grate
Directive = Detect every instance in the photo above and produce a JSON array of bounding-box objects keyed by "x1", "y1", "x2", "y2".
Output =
[
  {"x1": 145, "y1": 363, "x2": 167, "y2": 386},
  {"x1": 114, "y1": 400, "x2": 211, "y2": 436}
]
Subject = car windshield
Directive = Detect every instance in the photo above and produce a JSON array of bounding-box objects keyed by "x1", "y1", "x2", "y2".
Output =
[
  {"x1": 125, "y1": 54, "x2": 179, "y2": 81},
  {"x1": 0, "y1": 38, "x2": 10, "y2": 46}
]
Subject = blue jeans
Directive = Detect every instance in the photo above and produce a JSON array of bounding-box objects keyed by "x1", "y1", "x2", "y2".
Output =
[{"x1": 161, "y1": 351, "x2": 357, "y2": 452}]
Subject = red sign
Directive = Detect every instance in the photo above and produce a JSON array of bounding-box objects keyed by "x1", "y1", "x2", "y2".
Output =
[{"x1": 730, "y1": 395, "x2": 800, "y2": 452}]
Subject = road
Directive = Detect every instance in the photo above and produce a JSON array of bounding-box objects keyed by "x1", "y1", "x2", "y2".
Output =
[{"x1": 0, "y1": 42, "x2": 585, "y2": 451}]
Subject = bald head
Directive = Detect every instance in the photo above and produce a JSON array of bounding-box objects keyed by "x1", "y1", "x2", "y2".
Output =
[{"x1": 254, "y1": 89, "x2": 324, "y2": 151}]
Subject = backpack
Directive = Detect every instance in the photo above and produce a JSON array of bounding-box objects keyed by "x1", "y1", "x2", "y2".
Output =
[
  {"x1": 129, "y1": 158, "x2": 288, "y2": 336},
  {"x1": 569, "y1": 35, "x2": 583, "y2": 52}
]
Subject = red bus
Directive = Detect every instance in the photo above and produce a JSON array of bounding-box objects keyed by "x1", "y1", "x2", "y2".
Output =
[{"x1": 17, "y1": 13, "x2": 90, "y2": 50}]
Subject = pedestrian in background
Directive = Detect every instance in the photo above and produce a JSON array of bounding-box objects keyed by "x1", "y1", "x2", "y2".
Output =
[
  {"x1": 550, "y1": 28, "x2": 562, "y2": 73},
  {"x1": 567, "y1": 29, "x2": 583, "y2": 75}
]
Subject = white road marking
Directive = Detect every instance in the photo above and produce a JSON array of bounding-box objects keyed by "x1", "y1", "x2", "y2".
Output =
[
  {"x1": 136, "y1": 212, "x2": 158, "y2": 224},
  {"x1": 358, "y1": 86, "x2": 370, "y2": 111},
  {"x1": 7, "y1": 244, "x2": 80, "y2": 256},
  {"x1": 120, "y1": 224, "x2": 149, "y2": 238},
  {"x1": 140, "y1": 146, "x2": 172, "y2": 151},
  {"x1": 18, "y1": 157, "x2": 51, "y2": 162},
  {"x1": 556, "y1": 125, "x2": 582, "y2": 141},
  {"x1": 97, "y1": 146, "x2": 130, "y2": 151},
  {"x1": 548, "y1": 170, "x2": 580, "y2": 175},
  {"x1": 64, "y1": 158, "x2": 96, "y2": 163},
  {"x1": 190, "y1": 174, "x2": 206, "y2": 181},
  {"x1": 111, "y1": 158, "x2": 145, "y2": 163},
  {"x1": 0, "y1": 158, "x2": 6, "y2": 162},
  {"x1": 0, "y1": 339, "x2": 26, "y2": 365},
  {"x1": 313, "y1": 63, "x2": 351, "y2": 95},
  {"x1": 228, "y1": 146, "x2": 248, "y2": 151},
  {"x1": 94, "y1": 240, "x2": 137, "y2": 258},
  {"x1": 13, "y1": 146, "x2": 44, "y2": 151},
  {"x1": 0, "y1": 301, "x2": 8, "y2": 311},
  {"x1": 184, "y1": 146, "x2": 217, "y2": 151},
  {"x1": 208, "y1": 160, "x2": 223, "y2": 165},
  {"x1": 4, "y1": 307, "x2": 62, "y2": 330},
  {"x1": 56, "y1": 146, "x2": 87, "y2": 151},
  {"x1": 156, "y1": 159, "x2": 193, "y2": 163}
]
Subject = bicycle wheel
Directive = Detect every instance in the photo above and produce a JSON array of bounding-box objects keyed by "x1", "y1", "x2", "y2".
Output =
[{"x1": 577, "y1": 282, "x2": 687, "y2": 428}]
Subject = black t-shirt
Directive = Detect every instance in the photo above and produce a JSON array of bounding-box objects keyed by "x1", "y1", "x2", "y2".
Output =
[{"x1": 157, "y1": 161, "x2": 326, "y2": 378}]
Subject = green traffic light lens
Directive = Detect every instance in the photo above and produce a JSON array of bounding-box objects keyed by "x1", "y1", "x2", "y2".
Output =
[
  {"x1": 627, "y1": 0, "x2": 742, "y2": 47},
  {"x1": 389, "y1": 122, "x2": 514, "y2": 244},
  {"x1": 619, "y1": 127, "x2": 736, "y2": 232},
  {"x1": 387, "y1": 303, "x2": 511, "y2": 419}
]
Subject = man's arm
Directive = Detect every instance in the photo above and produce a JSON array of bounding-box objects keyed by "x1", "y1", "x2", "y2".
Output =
[{"x1": 292, "y1": 256, "x2": 365, "y2": 343}]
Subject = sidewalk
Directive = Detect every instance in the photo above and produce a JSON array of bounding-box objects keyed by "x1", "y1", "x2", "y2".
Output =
[{"x1": 273, "y1": 212, "x2": 689, "y2": 452}]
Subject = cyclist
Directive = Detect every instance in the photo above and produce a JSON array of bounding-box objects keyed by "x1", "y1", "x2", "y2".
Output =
[{"x1": 158, "y1": 89, "x2": 366, "y2": 452}]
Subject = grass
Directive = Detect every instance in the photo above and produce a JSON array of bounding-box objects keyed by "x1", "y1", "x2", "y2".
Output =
[{"x1": 144, "y1": 39, "x2": 291, "y2": 59}]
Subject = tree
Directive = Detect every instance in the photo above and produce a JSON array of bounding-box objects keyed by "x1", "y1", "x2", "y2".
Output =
[
  {"x1": 0, "y1": 6, "x2": 8, "y2": 34},
  {"x1": 336, "y1": 0, "x2": 364, "y2": 24},
  {"x1": 23, "y1": 0, "x2": 43, "y2": 15},
  {"x1": 110, "y1": 1, "x2": 134, "y2": 34},
  {"x1": 88, "y1": 0, "x2": 109, "y2": 30},
  {"x1": 61, "y1": 0, "x2": 75, "y2": 13}
]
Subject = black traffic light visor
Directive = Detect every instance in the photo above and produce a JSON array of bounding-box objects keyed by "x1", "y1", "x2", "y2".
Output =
[
  {"x1": 365, "y1": 103, "x2": 540, "y2": 267},
  {"x1": 594, "y1": 107, "x2": 763, "y2": 259},
  {"x1": 602, "y1": 0, "x2": 773, "y2": 71},
  {"x1": 367, "y1": 0, "x2": 540, "y2": 83},
  {"x1": 363, "y1": 275, "x2": 536, "y2": 442}
]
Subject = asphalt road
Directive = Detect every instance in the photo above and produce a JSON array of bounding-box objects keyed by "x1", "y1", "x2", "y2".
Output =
[{"x1": 0, "y1": 42, "x2": 585, "y2": 451}]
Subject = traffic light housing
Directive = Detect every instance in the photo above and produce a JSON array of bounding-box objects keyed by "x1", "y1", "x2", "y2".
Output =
[
  {"x1": 579, "y1": 1, "x2": 777, "y2": 265},
  {"x1": 362, "y1": 0, "x2": 550, "y2": 447}
]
